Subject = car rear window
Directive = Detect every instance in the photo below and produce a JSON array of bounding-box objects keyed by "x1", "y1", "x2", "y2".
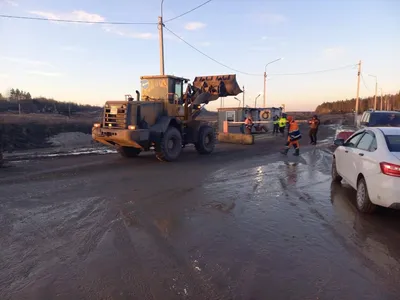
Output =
[
  {"x1": 385, "y1": 135, "x2": 400, "y2": 152},
  {"x1": 369, "y1": 113, "x2": 400, "y2": 127}
]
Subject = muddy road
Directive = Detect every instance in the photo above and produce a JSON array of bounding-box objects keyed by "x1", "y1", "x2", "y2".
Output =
[{"x1": 1, "y1": 126, "x2": 400, "y2": 300}]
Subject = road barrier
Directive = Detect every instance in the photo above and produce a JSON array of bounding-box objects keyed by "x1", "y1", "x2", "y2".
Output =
[
  {"x1": 221, "y1": 120, "x2": 308, "y2": 133},
  {"x1": 217, "y1": 120, "x2": 308, "y2": 145}
]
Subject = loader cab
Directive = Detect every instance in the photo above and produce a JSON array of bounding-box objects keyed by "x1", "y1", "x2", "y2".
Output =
[{"x1": 140, "y1": 75, "x2": 189, "y2": 104}]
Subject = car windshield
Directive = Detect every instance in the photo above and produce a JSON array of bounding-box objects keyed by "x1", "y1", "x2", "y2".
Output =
[
  {"x1": 369, "y1": 113, "x2": 400, "y2": 127},
  {"x1": 385, "y1": 135, "x2": 400, "y2": 152}
]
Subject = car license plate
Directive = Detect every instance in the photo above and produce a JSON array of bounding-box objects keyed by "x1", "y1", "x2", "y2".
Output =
[{"x1": 110, "y1": 107, "x2": 118, "y2": 114}]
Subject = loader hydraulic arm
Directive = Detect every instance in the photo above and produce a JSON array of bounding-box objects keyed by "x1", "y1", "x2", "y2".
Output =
[{"x1": 183, "y1": 74, "x2": 243, "y2": 119}]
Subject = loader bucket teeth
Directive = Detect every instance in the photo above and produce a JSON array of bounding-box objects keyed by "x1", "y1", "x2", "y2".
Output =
[{"x1": 192, "y1": 74, "x2": 242, "y2": 103}]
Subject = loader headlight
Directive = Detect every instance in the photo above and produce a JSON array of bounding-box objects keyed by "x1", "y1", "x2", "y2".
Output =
[
  {"x1": 128, "y1": 125, "x2": 136, "y2": 130},
  {"x1": 93, "y1": 123, "x2": 101, "y2": 128}
]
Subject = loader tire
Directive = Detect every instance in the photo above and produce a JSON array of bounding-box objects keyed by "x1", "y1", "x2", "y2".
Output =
[
  {"x1": 195, "y1": 125, "x2": 215, "y2": 155},
  {"x1": 156, "y1": 126, "x2": 182, "y2": 162},
  {"x1": 118, "y1": 146, "x2": 141, "y2": 158}
]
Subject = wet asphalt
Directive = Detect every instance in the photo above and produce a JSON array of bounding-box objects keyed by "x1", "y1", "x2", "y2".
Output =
[{"x1": 0, "y1": 126, "x2": 400, "y2": 300}]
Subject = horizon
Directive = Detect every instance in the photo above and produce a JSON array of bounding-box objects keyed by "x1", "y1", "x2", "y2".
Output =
[{"x1": 0, "y1": 0, "x2": 398, "y2": 111}]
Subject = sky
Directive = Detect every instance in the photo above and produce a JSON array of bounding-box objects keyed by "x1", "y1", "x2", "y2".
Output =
[{"x1": 0, "y1": 0, "x2": 399, "y2": 111}]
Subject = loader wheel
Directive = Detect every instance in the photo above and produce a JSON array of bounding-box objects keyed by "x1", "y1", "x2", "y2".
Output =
[
  {"x1": 117, "y1": 146, "x2": 141, "y2": 158},
  {"x1": 156, "y1": 126, "x2": 182, "y2": 162},
  {"x1": 195, "y1": 125, "x2": 215, "y2": 155}
]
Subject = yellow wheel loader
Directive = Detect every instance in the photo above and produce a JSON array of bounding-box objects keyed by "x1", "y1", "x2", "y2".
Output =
[{"x1": 92, "y1": 74, "x2": 242, "y2": 161}]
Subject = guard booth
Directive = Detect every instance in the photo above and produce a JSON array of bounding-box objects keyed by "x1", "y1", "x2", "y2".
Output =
[{"x1": 217, "y1": 107, "x2": 283, "y2": 134}]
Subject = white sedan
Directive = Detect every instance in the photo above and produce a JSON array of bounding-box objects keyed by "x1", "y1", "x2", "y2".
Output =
[{"x1": 332, "y1": 127, "x2": 400, "y2": 213}]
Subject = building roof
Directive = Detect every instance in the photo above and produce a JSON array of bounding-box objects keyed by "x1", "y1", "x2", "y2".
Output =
[{"x1": 140, "y1": 75, "x2": 190, "y2": 82}]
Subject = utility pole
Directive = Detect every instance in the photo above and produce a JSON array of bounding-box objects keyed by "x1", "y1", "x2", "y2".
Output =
[
  {"x1": 158, "y1": 0, "x2": 165, "y2": 75},
  {"x1": 385, "y1": 95, "x2": 389, "y2": 111},
  {"x1": 374, "y1": 80, "x2": 377, "y2": 110},
  {"x1": 368, "y1": 74, "x2": 378, "y2": 110},
  {"x1": 380, "y1": 88, "x2": 383, "y2": 110},
  {"x1": 354, "y1": 60, "x2": 362, "y2": 126}
]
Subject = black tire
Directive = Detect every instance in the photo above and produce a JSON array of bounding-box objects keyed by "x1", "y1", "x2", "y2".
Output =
[
  {"x1": 356, "y1": 177, "x2": 376, "y2": 213},
  {"x1": 156, "y1": 126, "x2": 182, "y2": 162},
  {"x1": 331, "y1": 157, "x2": 342, "y2": 183},
  {"x1": 117, "y1": 146, "x2": 141, "y2": 158},
  {"x1": 195, "y1": 125, "x2": 215, "y2": 155}
]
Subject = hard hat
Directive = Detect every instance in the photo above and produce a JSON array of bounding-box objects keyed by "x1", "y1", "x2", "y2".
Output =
[{"x1": 287, "y1": 116, "x2": 293, "y2": 122}]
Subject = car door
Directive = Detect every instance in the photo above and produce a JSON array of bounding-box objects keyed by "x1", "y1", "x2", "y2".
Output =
[
  {"x1": 349, "y1": 131, "x2": 376, "y2": 187},
  {"x1": 336, "y1": 132, "x2": 365, "y2": 184}
]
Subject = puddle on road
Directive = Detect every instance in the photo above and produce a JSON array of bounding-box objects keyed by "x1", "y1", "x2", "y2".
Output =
[
  {"x1": 6, "y1": 147, "x2": 117, "y2": 162},
  {"x1": 201, "y1": 148, "x2": 400, "y2": 288}
]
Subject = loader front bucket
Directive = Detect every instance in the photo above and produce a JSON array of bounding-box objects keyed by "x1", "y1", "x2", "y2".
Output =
[{"x1": 192, "y1": 74, "x2": 243, "y2": 103}]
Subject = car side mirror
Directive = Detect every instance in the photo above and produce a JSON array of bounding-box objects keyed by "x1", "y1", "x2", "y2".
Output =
[{"x1": 334, "y1": 139, "x2": 344, "y2": 146}]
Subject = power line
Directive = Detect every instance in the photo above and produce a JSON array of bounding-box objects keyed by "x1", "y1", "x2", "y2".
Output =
[
  {"x1": 360, "y1": 73, "x2": 370, "y2": 91},
  {"x1": 164, "y1": 26, "x2": 261, "y2": 76},
  {"x1": 1, "y1": 12, "x2": 362, "y2": 79},
  {"x1": 163, "y1": 28, "x2": 359, "y2": 78},
  {"x1": 0, "y1": 1, "x2": 213, "y2": 25},
  {"x1": 0, "y1": 14, "x2": 157, "y2": 25},
  {"x1": 269, "y1": 64, "x2": 357, "y2": 76},
  {"x1": 164, "y1": 0, "x2": 213, "y2": 23}
]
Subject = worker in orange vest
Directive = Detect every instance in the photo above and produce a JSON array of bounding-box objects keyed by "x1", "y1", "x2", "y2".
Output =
[
  {"x1": 281, "y1": 115, "x2": 302, "y2": 156},
  {"x1": 308, "y1": 114, "x2": 320, "y2": 145},
  {"x1": 244, "y1": 113, "x2": 254, "y2": 135}
]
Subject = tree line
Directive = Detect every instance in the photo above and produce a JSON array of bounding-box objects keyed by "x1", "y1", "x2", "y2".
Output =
[
  {"x1": 315, "y1": 92, "x2": 400, "y2": 114},
  {"x1": 0, "y1": 88, "x2": 101, "y2": 116}
]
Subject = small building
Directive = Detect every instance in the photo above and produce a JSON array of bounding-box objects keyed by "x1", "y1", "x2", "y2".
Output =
[{"x1": 217, "y1": 106, "x2": 283, "y2": 133}]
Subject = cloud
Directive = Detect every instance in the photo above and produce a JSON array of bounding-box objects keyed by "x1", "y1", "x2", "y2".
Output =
[
  {"x1": 0, "y1": 73, "x2": 9, "y2": 78},
  {"x1": 0, "y1": 56, "x2": 53, "y2": 67},
  {"x1": 3, "y1": 0, "x2": 18, "y2": 6},
  {"x1": 322, "y1": 47, "x2": 345, "y2": 59},
  {"x1": 184, "y1": 22, "x2": 206, "y2": 31},
  {"x1": 199, "y1": 41, "x2": 211, "y2": 47},
  {"x1": 28, "y1": 10, "x2": 154, "y2": 40},
  {"x1": 26, "y1": 70, "x2": 63, "y2": 77},
  {"x1": 253, "y1": 13, "x2": 287, "y2": 25},
  {"x1": 4, "y1": 0, "x2": 18, "y2": 6},
  {"x1": 261, "y1": 36, "x2": 285, "y2": 40},
  {"x1": 60, "y1": 45, "x2": 86, "y2": 53},
  {"x1": 248, "y1": 46, "x2": 274, "y2": 52},
  {"x1": 29, "y1": 10, "x2": 105, "y2": 24},
  {"x1": 102, "y1": 24, "x2": 155, "y2": 39}
]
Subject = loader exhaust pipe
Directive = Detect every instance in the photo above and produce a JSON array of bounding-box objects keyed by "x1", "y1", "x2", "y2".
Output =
[{"x1": 136, "y1": 90, "x2": 140, "y2": 101}]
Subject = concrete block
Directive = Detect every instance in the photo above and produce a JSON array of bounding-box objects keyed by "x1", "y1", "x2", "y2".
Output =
[{"x1": 217, "y1": 133, "x2": 254, "y2": 145}]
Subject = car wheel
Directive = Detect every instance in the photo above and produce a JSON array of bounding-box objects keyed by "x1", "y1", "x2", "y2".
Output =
[
  {"x1": 331, "y1": 157, "x2": 342, "y2": 183},
  {"x1": 356, "y1": 177, "x2": 376, "y2": 213}
]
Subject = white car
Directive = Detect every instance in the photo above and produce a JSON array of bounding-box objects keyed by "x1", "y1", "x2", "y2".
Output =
[{"x1": 332, "y1": 127, "x2": 400, "y2": 213}]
